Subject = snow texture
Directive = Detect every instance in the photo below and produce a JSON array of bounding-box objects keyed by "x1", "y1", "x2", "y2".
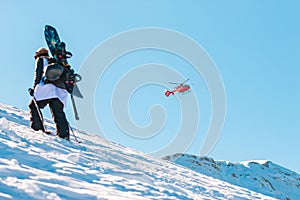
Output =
[{"x1": 0, "y1": 102, "x2": 277, "y2": 200}]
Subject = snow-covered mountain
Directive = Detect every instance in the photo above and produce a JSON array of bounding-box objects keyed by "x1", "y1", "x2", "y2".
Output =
[
  {"x1": 163, "y1": 154, "x2": 300, "y2": 200},
  {"x1": 0, "y1": 102, "x2": 277, "y2": 200}
]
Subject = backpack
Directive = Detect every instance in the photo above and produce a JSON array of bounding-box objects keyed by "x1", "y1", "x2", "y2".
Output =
[
  {"x1": 45, "y1": 63, "x2": 64, "y2": 81},
  {"x1": 44, "y1": 60, "x2": 81, "y2": 94}
]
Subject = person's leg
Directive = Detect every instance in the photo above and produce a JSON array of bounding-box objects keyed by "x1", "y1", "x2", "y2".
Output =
[
  {"x1": 28, "y1": 99, "x2": 47, "y2": 132},
  {"x1": 49, "y1": 98, "x2": 69, "y2": 140}
]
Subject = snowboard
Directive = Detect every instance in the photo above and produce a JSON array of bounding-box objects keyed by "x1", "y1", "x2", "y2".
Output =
[
  {"x1": 44, "y1": 25, "x2": 73, "y2": 65},
  {"x1": 44, "y1": 25, "x2": 83, "y2": 98}
]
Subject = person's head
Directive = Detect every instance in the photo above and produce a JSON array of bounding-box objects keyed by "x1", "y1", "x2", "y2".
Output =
[{"x1": 34, "y1": 47, "x2": 49, "y2": 59}]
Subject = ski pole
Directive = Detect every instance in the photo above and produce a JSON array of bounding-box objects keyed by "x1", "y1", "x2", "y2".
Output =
[{"x1": 68, "y1": 123, "x2": 81, "y2": 143}]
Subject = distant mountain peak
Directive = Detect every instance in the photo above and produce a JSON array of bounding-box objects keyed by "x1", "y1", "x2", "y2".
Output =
[{"x1": 163, "y1": 153, "x2": 300, "y2": 199}]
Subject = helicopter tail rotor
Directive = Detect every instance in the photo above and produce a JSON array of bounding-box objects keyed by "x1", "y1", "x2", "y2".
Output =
[{"x1": 165, "y1": 90, "x2": 174, "y2": 97}]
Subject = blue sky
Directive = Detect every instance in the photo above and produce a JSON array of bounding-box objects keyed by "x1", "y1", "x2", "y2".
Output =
[{"x1": 1, "y1": 1, "x2": 299, "y2": 173}]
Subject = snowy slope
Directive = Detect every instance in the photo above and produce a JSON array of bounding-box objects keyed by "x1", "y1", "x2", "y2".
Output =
[
  {"x1": 163, "y1": 154, "x2": 300, "y2": 200},
  {"x1": 0, "y1": 102, "x2": 276, "y2": 200}
]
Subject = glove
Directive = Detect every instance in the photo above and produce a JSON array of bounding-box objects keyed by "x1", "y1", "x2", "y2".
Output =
[{"x1": 28, "y1": 88, "x2": 34, "y2": 97}]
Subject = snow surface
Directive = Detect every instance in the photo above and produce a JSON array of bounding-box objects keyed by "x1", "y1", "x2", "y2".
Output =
[
  {"x1": 0, "y1": 102, "x2": 276, "y2": 200},
  {"x1": 164, "y1": 154, "x2": 300, "y2": 200}
]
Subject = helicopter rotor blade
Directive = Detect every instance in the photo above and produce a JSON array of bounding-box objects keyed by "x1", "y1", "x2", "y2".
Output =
[
  {"x1": 168, "y1": 82, "x2": 179, "y2": 85},
  {"x1": 168, "y1": 78, "x2": 189, "y2": 85},
  {"x1": 181, "y1": 78, "x2": 190, "y2": 84}
]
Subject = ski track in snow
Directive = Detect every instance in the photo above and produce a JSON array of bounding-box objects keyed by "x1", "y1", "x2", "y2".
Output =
[{"x1": 0, "y1": 103, "x2": 276, "y2": 200}]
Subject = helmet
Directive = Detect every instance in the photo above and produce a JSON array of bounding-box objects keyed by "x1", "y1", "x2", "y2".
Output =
[{"x1": 34, "y1": 47, "x2": 49, "y2": 58}]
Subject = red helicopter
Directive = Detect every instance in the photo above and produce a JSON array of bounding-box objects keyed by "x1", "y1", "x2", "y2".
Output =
[{"x1": 165, "y1": 79, "x2": 191, "y2": 97}]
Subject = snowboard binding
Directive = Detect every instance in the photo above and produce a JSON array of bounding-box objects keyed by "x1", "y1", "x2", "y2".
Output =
[
  {"x1": 53, "y1": 42, "x2": 73, "y2": 66},
  {"x1": 64, "y1": 69, "x2": 82, "y2": 94}
]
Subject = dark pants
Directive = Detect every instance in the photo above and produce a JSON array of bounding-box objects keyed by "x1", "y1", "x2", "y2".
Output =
[{"x1": 29, "y1": 98, "x2": 69, "y2": 139}]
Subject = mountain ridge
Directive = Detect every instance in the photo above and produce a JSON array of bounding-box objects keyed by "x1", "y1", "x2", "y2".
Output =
[{"x1": 163, "y1": 153, "x2": 300, "y2": 200}]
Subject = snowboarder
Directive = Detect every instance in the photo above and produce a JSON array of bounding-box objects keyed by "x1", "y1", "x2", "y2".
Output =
[{"x1": 28, "y1": 47, "x2": 70, "y2": 140}]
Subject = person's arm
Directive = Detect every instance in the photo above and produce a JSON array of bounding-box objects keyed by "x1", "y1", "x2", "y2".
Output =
[{"x1": 33, "y1": 58, "x2": 44, "y2": 88}]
